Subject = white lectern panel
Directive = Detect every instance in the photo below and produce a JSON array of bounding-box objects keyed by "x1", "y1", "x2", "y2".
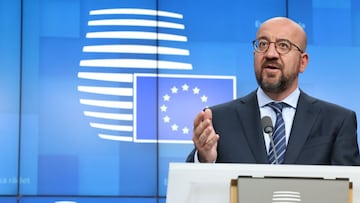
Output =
[{"x1": 166, "y1": 163, "x2": 360, "y2": 203}]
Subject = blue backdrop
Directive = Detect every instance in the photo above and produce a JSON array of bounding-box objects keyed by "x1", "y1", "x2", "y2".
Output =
[{"x1": 1, "y1": 0, "x2": 360, "y2": 202}]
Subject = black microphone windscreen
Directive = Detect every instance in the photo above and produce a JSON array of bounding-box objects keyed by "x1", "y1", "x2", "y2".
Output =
[{"x1": 261, "y1": 116, "x2": 273, "y2": 134}]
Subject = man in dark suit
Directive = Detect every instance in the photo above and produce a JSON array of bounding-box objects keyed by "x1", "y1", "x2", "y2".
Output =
[{"x1": 186, "y1": 17, "x2": 360, "y2": 165}]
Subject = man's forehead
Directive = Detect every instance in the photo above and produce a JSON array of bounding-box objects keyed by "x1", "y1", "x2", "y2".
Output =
[
  {"x1": 257, "y1": 21, "x2": 299, "y2": 38},
  {"x1": 256, "y1": 29, "x2": 291, "y2": 40}
]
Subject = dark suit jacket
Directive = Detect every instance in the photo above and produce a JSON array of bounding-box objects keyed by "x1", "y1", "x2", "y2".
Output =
[{"x1": 186, "y1": 90, "x2": 360, "y2": 165}]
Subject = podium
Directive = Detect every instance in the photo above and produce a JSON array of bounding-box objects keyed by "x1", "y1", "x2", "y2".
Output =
[{"x1": 166, "y1": 163, "x2": 360, "y2": 203}]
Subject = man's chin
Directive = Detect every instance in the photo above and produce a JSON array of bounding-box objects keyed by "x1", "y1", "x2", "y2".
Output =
[
  {"x1": 260, "y1": 82, "x2": 283, "y2": 93},
  {"x1": 261, "y1": 78, "x2": 280, "y2": 87}
]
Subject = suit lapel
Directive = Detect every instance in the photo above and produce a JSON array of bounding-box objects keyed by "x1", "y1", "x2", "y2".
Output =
[
  {"x1": 236, "y1": 91, "x2": 269, "y2": 163},
  {"x1": 284, "y1": 91, "x2": 319, "y2": 164}
]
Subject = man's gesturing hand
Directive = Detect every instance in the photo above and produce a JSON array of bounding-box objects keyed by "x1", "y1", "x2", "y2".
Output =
[{"x1": 192, "y1": 108, "x2": 219, "y2": 163}]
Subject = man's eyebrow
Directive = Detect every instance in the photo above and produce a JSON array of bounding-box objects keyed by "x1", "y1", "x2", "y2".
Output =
[{"x1": 256, "y1": 36, "x2": 269, "y2": 40}]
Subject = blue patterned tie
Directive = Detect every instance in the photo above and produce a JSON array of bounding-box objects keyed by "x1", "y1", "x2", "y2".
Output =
[{"x1": 267, "y1": 102, "x2": 287, "y2": 164}]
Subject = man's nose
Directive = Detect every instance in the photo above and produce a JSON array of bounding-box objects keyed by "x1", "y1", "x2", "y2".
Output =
[{"x1": 265, "y1": 42, "x2": 279, "y2": 58}]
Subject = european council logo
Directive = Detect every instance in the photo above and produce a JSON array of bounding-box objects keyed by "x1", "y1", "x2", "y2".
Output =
[{"x1": 77, "y1": 6, "x2": 236, "y2": 143}]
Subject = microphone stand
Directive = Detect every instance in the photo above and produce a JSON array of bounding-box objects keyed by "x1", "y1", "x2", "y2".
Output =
[{"x1": 267, "y1": 131, "x2": 279, "y2": 165}]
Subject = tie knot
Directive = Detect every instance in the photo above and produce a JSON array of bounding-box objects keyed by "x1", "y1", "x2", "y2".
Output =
[{"x1": 267, "y1": 102, "x2": 286, "y2": 114}]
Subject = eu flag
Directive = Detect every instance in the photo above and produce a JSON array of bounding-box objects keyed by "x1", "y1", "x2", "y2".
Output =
[{"x1": 135, "y1": 74, "x2": 235, "y2": 143}]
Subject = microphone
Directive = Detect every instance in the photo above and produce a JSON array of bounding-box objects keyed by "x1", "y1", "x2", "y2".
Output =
[
  {"x1": 261, "y1": 116, "x2": 273, "y2": 134},
  {"x1": 261, "y1": 116, "x2": 279, "y2": 164}
]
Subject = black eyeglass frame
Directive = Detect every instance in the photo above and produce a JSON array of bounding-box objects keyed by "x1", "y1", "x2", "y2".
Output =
[{"x1": 252, "y1": 39, "x2": 304, "y2": 54}]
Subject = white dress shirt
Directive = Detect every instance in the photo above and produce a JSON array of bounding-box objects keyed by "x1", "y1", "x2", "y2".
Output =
[{"x1": 257, "y1": 87, "x2": 300, "y2": 153}]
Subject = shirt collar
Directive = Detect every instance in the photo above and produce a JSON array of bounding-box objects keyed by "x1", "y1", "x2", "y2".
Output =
[{"x1": 257, "y1": 87, "x2": 300, "y2": 109}]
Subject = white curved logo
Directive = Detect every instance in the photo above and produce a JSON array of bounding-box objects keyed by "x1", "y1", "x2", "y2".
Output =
[
  {"x1": 272, "y1": 191, "x2": 301, "y2": 202},
  {"x1": 78, "y1": 7, "x2": 235, "y2": 143}
]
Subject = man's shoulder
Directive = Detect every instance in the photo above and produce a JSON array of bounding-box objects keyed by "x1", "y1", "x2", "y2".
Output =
[{"x1": 300, "y1": 91, "x2": 355, "y2": 114}]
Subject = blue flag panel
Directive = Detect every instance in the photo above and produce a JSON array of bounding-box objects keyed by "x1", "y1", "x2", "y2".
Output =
[{"x1": 135, "y1": 74, "x2": 235, "y2": 143}]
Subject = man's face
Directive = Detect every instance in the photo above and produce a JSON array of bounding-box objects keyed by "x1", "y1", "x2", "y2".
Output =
[{"x1": 253, "y1": 20, "x2": 304, "y2": 94}]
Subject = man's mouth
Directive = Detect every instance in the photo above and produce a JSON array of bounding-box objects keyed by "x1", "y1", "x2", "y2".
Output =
[{"x1": 263, "y1": 64, "x2": 280, "y2": 70}]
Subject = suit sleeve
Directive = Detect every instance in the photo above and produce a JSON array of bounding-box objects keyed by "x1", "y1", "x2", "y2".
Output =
[
  {"x1": 186, "y1": 149, "x2": 196, "y2": 162},
  {"x1": 331, "y1": 110, "x2": 360, "y2": 165}
]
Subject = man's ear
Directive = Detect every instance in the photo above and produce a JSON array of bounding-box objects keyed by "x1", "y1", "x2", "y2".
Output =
[{"x1": 299, "y1": 52, "x2": 309, "y2": 73}]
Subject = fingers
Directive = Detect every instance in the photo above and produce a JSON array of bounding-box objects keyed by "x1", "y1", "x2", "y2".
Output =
[
  {"x1": 203, "y1": 108, "x2": 212, "y2": 121},
  {"x1": 197, "y1": 131, "x2": 219, "y2": 163},
  {"x1": 197, "y1": 127, "x2": 217, "y2": 147},
  {"x1": 192, "y1": 108, "x2": 218, "y2": 148},
  {"x1": 193, "y1": 108, "x2": 212, "y2": 128},
  {"x1": 193, "y1": 108, "x2": 212, "y2": 137},
  {"x1": 198, "y1": 128, "x2": 215, "y2": 146},
  {"x1": 193, "y1": 109, "x2": 212, "y2": 144},
  {"x1": 205, "y1": 133, "x2": 219, "y2": 146},
  {"x1": 193, "y1": 110, "x2": 205, "y2": 130},
  {"x1": 192, "y1": 108, "x2": 218, "y2": 163},
  {"x1": 202, "y1": 108, "x2": 215, "y2": 146}
]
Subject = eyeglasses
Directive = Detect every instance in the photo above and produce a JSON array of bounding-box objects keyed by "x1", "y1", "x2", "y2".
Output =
[{"x1": 252, "y1": 38, "x2": 303, "y2": 54}]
